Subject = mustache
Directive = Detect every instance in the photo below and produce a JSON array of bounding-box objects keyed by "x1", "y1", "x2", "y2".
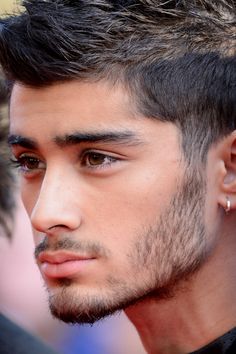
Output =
[{"x1": 34, "y1": 237, "x2": 109, "y2": 260}]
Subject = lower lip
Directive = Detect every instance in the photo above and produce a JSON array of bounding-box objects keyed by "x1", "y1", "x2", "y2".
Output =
[{"x1": 40, "y1": 259, "x2": 94, "y2": 279}]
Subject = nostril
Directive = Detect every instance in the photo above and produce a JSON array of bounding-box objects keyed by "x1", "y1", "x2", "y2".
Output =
[
  {"x1": 47, "y1": 224, "x2": 68, "y2": 232},
  {"x1": 48, "y1": 224, "x2": 66, "y2": 230}
]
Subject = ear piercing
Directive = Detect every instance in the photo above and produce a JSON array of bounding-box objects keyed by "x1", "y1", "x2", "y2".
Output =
[{"x1": 225, "y1": 196, "x2": 231, "y2": 214}]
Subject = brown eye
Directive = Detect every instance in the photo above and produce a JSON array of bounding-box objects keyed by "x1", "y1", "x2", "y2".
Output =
[
  {"x1": 82, "y1": 152, "x2": 117, "y2": 168},
  {"x1": 13, "y1": 155, "x2": 46, "y2": 173},
  {"x1": 21, "y1": 157, "x2": 41, "y2": 170},
  {"x1": 86, "y1": 153, "x2": 106, "y2": 166}
]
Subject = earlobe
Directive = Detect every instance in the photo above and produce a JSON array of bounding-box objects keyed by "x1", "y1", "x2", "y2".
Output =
[{"x1": 218, "y1": 130, "x2": 236, "y2": 211}]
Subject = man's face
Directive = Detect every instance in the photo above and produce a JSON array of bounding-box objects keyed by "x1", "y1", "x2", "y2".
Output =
[{"x1": 9, "y1": 81, "x2": 208, "y2": 324}]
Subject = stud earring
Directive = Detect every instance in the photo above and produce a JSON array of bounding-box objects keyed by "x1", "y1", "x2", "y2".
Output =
[{"x1": 225, "y1": 196, "x2": 231, "y2": 214}]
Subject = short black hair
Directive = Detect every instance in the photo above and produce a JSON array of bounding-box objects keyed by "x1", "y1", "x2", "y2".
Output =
[
  {"x1": 0, "y1": 0, "x2": 236, "y2": 161},
  {"x1": 0, "y1": 78, "x2": 14, "y2": 238}
]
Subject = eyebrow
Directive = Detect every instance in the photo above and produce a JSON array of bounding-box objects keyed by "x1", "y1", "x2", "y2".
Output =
[
  {"x1": 8, "y1": 130, "x2": 143, "y2": 149},
  {"x1": 8, "y1": 135, "x2": 38, "y2": 149},
  {"x1": 54, "y1": 131, "x2": 141, "y2": 147}
]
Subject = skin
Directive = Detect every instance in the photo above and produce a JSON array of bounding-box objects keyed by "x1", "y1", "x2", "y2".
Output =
[{"x1": 9, "y1": 80, "x2": 236, "y2": 353}]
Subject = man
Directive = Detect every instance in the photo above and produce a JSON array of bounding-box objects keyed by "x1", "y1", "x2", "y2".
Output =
[
  {"x1": 0, "y1": 0, "x2": 236, "y2": 352},
  {"x1": 0, "y1": 80, "x2": 58, "y2": 353}
]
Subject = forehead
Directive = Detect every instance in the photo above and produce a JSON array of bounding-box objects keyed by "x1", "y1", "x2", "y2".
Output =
[{"x1": 10, "y1": 80, "x2": 137, "y2": 134}]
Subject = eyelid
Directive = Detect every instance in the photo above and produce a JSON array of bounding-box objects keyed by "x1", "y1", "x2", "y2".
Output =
[
  {"x1": 80, "y1": 147, "x2": 126, "y2": 158},
  {"x1": 11, "y1": 150, "x2": 43, "y2": 160},
  {"x1": 81, "y1": 147, "x2": 119, "y2": 155}
]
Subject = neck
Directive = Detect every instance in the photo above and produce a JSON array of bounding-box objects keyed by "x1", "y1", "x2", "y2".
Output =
[{"x1": 125, "y1": 226, "x2": 236, "y2": 354}]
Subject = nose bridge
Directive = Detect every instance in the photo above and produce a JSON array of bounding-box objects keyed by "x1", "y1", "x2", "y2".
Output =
[{"x1": 31, "y1": 165, "x2": 81, "y2": 232}]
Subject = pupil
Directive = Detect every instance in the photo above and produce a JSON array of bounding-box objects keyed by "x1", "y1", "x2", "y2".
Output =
[
  {"x1": 89, "y1": 153, "x2": 104, "y2": 165},
  {"x1": 26, "y1": 158, "x2": 38, "y2": 169}
]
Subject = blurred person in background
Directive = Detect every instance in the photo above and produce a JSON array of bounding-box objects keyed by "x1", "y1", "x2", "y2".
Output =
[
  {"x1": 3, "y1": 0, "x2": 236, "y2": 353},
  {"x1": 0, "y1": 78, "x2": 58, "y2": 354}
]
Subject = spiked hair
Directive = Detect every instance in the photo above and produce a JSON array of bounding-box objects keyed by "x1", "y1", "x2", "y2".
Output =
[{"x1": 0, "y1": 0, "x2": 236, "y2": 160}]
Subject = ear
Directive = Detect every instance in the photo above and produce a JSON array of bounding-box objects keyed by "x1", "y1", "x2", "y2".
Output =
[{"x1": 217, "y1": 130, "x2": 236, "y2": 211}]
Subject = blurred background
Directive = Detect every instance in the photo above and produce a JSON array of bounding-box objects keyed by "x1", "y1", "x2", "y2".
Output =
[
  {"x1": 0, "y1": 1, "x2": 146, "y2": 353},
  {"x1": 1, "y1": 0, "x2": 19, "y2": 12}
]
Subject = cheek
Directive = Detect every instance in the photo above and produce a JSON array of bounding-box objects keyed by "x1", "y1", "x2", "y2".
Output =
[
  {"x1": 20, "y1": 179, "x2": 40, "y2": 217},
  {"x1": 90, "y1": 168, "x2": 179, "y2": 231},
  {"x1": 85, "y1": 174, "x2": 179, "y2": 260}
]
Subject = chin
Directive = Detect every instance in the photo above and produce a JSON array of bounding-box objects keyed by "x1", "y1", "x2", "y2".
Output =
[
  {"x1": 48, "y1": 285, "x2": 124, "y2": 324},
  {"x1": 46, "y1": 275, "x2": 176, "y2": 325}
]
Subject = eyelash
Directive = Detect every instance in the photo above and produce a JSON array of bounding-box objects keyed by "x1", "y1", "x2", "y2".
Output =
[
  {"x1": 10, "y1": 156, "x2": 45, "y2": 174},
  {"x1": 10, "y1": 151, "x2": 119, "y2": 175}
]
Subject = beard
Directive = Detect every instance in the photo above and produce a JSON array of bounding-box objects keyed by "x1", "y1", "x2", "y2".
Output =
[{"x1": 36, "y1": 167, "x2": 210, "y2": 325}]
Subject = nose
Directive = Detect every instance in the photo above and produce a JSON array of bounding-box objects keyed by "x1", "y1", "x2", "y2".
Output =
[{"x1": 30, "y1": 169, "x2": 82, "y2": 234}]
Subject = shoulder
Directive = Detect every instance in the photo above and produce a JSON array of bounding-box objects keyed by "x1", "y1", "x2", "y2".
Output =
[{"x1": 0, "y1": 314, "x2": 58, "y2": 354}]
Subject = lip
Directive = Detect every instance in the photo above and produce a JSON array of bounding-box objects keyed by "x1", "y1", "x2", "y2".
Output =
[{"x1": 37, "y1": 251, "x2": 96, "y2": 279}]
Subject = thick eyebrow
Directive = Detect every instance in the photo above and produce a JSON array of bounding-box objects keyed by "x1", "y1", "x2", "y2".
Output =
[
  {"x1": 54, "y1": 131, "x2": 143, "y2": 147},
  {"x1": 8, "y1": 131, "x2": 143, "y2": 150},
  {"x1": 8, "y1": 134, "x2": 38, "y2": 149}
]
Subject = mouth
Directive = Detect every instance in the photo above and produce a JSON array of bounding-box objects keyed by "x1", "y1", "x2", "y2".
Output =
[{"x1": 37, "y1": 251, "x2": 96, "y2": 279}]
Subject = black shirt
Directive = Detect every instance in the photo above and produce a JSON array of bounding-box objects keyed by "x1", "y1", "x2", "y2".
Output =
[{"x1": 190, "y1": 328, "x2": 236, "y2": 354}]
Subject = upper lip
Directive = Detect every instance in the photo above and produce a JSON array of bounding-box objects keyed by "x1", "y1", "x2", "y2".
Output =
[{"x1": 38, "y1": 251, "x2": 95, "y2": 264}]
